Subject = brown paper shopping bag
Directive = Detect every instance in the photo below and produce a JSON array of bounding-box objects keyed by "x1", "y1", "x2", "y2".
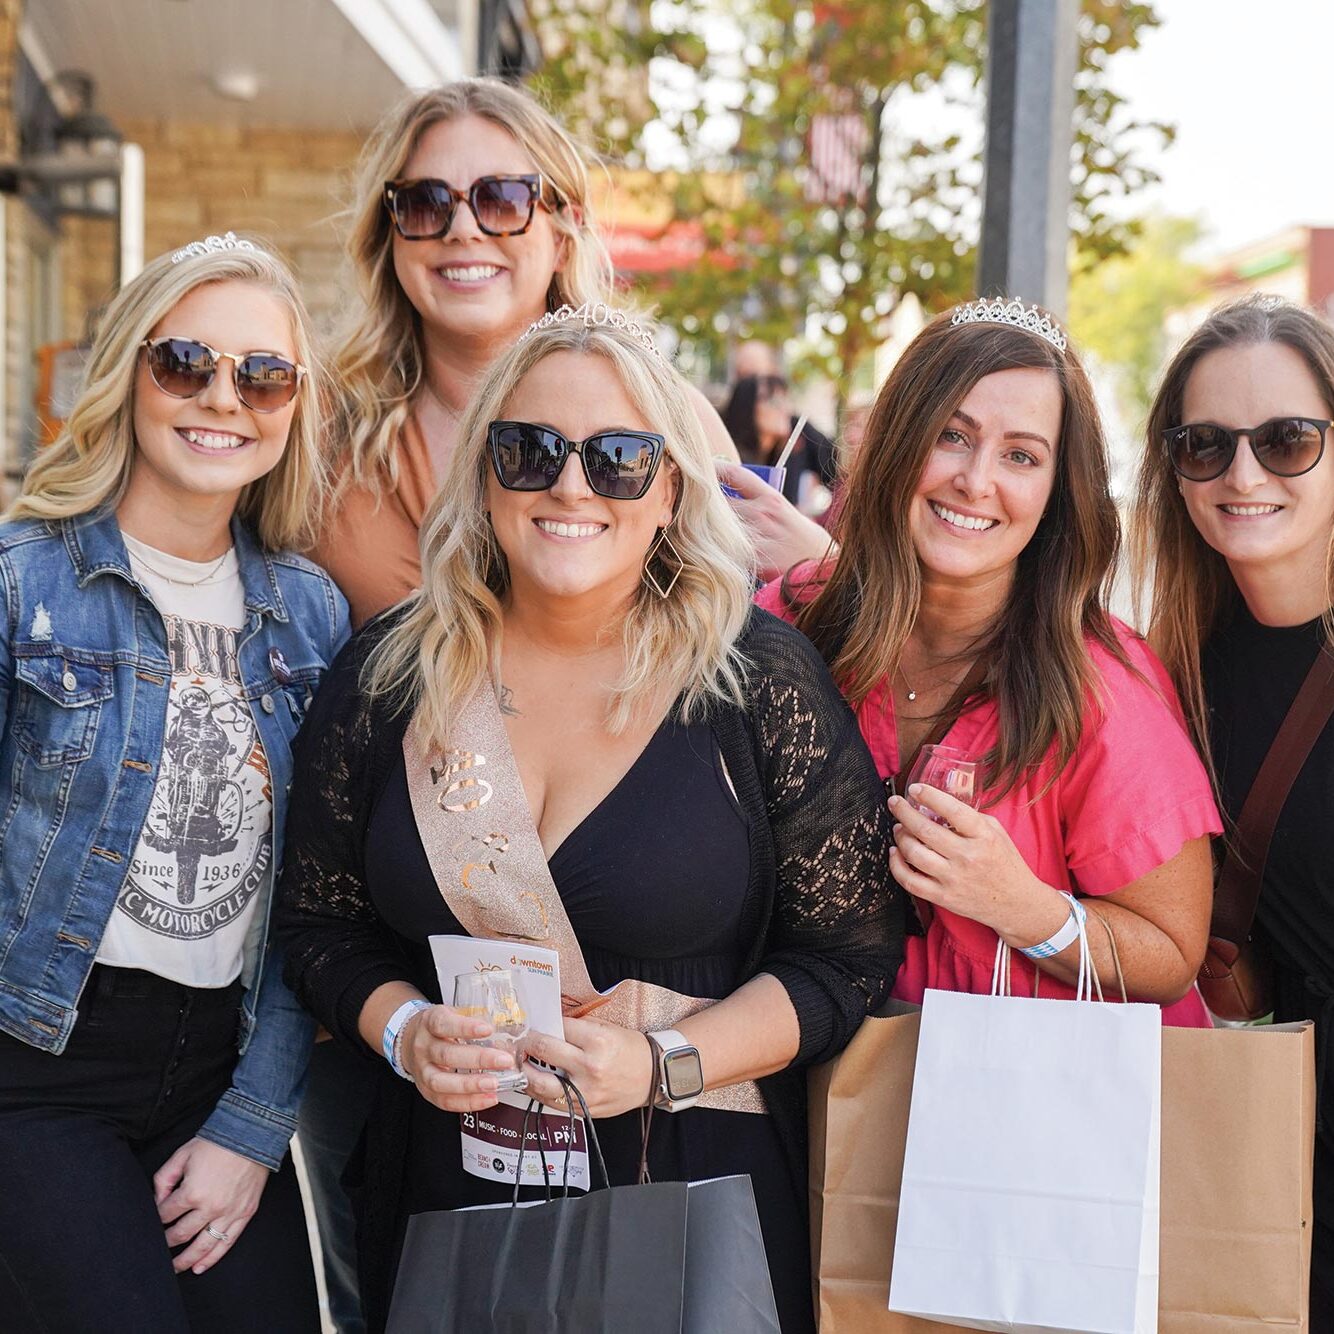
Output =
[
  {"x1": 810, "y1": 1007, "x2": 1315, "y2": 1333},
  {"x1": 1159, "y1": 1021, "x2": 1315, "y2": 1333}
]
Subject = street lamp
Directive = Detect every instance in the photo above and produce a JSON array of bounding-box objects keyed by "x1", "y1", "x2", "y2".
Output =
[{"x1": 47, "y1": 71, "x2": 123, "y2": 219}]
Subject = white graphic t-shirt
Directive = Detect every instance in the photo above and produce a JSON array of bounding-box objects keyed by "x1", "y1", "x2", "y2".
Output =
[{"x1": 97, "y1": 534, "x2": 273, "y2": 987}]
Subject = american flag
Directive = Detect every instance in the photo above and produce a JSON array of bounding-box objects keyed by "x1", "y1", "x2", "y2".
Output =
[{"x1": 806, "y1": 113, "x2": 870, "y2": 205}]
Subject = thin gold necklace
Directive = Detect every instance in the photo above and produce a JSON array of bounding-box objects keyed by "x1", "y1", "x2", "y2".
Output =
[{"x1": 128, "y1": 544, "x2": 232, "y2": 588}]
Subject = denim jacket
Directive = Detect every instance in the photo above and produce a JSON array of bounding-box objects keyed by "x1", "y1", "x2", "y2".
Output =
[{"x1": 0, "y1": 510, "x2": 349, "y2": 1169}]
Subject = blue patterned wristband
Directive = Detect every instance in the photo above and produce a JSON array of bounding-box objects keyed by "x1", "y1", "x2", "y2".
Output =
[
  {"x1": 1019, "y1": 894, "x2": 1086, "y2": 960},
  {"x1": 382, "y1": 998, "x2": 432, "y2": 1080}
]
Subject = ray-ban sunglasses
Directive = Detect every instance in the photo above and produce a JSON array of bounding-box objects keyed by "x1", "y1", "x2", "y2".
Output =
[
  {"x1": 140, "y1": 337, "x2": 305, "y2": 413},
  {"x1": 383, "y1": 174, "x2": 564, "y2": 241},
  {"x1": 1166, "y1": 417, "x2": 1331, "y2": 482},
  {"x1": 487, "y1": 420, "x2": 666, "y2": 500}
]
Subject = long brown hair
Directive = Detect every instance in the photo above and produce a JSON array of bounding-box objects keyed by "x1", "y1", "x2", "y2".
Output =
[
  {"x1": 788, "y1": 308, "x2": 1123, "y2": 796},
  {"x1": 329, "y1": 79, "x2": 615, "y2": 491},
  {"x1": 1130, "y1": 294, "x2": 1334, "y2": 759}
]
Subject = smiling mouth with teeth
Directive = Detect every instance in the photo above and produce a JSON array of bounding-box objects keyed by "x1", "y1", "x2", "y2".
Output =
[
  {"x1": 534, "y1": 519, "x2": 607, "y2": 539},
  {"x1": 179, "y1": 428, "x2": 250, "y2": 451},
  {"x1": 1219, "y1": 503, "x2": 1283, "y2": 516},
  {"x1": 929, "y1": 501, "x2": 999, "y2": 532},
  {"x1": 436, "y1": 264, "x2": 503, "y2": 282}
]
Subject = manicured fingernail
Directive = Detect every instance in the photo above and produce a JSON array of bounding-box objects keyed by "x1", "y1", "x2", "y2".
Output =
[
  {"x1": 907, "y1": 783, "x2": 923, "y2": 797},
  {"x1": 471, "y1": 1021, "x2": 492, "y2": 1038}
]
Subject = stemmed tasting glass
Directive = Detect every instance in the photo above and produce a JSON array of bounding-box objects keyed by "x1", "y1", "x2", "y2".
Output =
[
  {"x1": 906, "y1": 744, "x2": 979, "y2": 826},
  {"x1": 452, "y1": 969, "x2": 530, "y2": 1094}
]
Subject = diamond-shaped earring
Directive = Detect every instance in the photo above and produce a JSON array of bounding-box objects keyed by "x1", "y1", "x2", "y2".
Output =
[{"x1": 641, "y1": 525, "x2": 684, "y2": 598}]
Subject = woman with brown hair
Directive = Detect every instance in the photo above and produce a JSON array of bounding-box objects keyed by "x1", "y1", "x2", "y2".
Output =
[
  {"x1": 759, "y1": 299, "x2": 1219, "y2": 1017},
  {"x1": 1131, "y1": 295, "x2": 1334, "y2": 1314}
]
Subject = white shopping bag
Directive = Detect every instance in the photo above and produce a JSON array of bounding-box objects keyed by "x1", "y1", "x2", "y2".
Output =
[{"x1": 888, "y1": 903, "x2": 1162, "y2": 1334}]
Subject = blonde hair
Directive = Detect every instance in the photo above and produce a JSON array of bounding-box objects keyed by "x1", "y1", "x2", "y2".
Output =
[
  {"x1": 6, "y1": 241, "x2": 327, "y2": 552},
  {"x1": 1131, "y1": 294, "x2": 1334, "y2": 761},
  {"x1": 365, "y1": 320, "x2": 754, "y2": 745},
  {"x1": 331, "y1": 79, "x2": 617, "y2": 491}
]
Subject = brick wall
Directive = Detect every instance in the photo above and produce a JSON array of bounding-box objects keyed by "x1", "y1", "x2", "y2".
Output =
[{"x1": 63, "y1": 119, "x2": 365, "y2": 343}]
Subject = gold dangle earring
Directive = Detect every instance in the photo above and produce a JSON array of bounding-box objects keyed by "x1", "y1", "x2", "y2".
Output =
[{"x1": 641, "y1": 522, "x2": 686, "y2": 598}]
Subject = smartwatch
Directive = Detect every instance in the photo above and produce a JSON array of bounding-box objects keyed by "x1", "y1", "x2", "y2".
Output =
[{"x1": 646, "y1": 1029, "x2": 704, "y2": 1112}]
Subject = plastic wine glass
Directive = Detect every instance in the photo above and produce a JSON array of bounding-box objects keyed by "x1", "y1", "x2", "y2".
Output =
[
  {"x1": 452, "y1": 969, "x2": 530, "y2": 1094},
  {"x1": 905, "y1": 744, "x2": 979, "y2": 825}
]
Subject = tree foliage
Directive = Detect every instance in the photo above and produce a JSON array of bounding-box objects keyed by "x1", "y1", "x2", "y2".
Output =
[
  {"x1": 530, "y1": 0, "x2": 1170, "y2": 396},
  {"x1": 1067, "y1": 213, "x2": 1203, "y2": 426}
]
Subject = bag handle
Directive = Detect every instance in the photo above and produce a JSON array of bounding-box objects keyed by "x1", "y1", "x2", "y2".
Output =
[
  {"x1": 1212, "y1": 644, "x2": 1334, "y2": 954},
  {"x1": 990, "y1": 892, "x2": 1096, "y2": 1002},
  {"x1": 511, "y1": 1074, "x2": 611, "y2": 1205}
]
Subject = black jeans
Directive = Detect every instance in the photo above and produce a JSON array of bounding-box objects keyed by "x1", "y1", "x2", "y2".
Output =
[{"x1": 0, "y1": 965, "x2": 319, "y2": 1334}]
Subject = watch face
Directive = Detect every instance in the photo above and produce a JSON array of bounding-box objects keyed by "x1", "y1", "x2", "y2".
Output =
[{"x1": 663, "y1": 1047, "x2": 704, "y2": 1101}]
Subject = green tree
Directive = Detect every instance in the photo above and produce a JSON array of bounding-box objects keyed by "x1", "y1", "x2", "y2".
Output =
[
  {"x1": 531, "y1": 1, "x2": 1171, "y2": 407},
  {"x1": 1067, "y1": 213, "x2": 1203, "y2": 425}
]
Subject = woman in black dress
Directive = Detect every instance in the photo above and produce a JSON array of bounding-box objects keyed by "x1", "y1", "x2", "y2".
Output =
[
  {"x1": 1132, "y1": 294, "x2": 1334, "y2": 1323},
  {"x1": 275, "y1": 305, "x2": 900, "y2": 1331}
]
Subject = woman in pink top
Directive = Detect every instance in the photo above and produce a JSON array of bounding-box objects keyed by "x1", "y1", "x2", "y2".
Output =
[{"x1": 757, "y1": 300, "x2": 1220, "y2": 1024}]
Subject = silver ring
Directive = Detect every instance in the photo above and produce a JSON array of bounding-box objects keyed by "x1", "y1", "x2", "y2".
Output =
[{"x1": 205, "y1": 1224, "x2": 230, "y2": 1243}]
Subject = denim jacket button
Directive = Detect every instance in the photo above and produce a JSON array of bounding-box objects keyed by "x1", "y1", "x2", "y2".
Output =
[
  {"x1": 260, "y1": 693, "x2": 275, "y2": 714},
  {"x1": 61, "y1": 670, "x2": 78, "y2": 692}
]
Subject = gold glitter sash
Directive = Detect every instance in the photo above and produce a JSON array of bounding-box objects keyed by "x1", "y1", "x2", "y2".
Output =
[{"x1": 403, "y1": 683, "x2": 766, "y2": 1115}]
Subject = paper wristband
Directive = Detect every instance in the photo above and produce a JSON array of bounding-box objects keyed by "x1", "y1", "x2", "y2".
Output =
[
  {"x1": 383, "y1": 998, "x2": 432, "y2": 1080},
  {"x1": 1019, "y1": 893, "x2": 1087, "y2": 960}
]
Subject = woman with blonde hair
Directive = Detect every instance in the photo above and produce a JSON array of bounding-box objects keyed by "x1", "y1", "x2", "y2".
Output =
[
  {"x1": 277, "y1": 307, "x2": 900, "y2": 1332},
  {"x1": 311, "y1": 76, "x2": 735, "y2": 628},
  {"x1": 1132, "y1": 294, "x2": 1334, "y2": 1315},
  {"x1": 302, "y1": 80, "x2": 736, "y2": 1328},
  {"x1": 759, "y1": 299, "x2": 1219, "y2": 1020},
  {"x1": 0, "y1": 235, "x2": 347, "y2": 1331}
]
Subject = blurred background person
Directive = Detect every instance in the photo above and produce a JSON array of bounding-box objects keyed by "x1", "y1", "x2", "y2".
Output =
[{"x1": 721, "y1": 372, "x2": 838, "y2": 514}]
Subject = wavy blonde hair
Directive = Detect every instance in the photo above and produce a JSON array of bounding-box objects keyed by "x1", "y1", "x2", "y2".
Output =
[
  {"x1": 331, "y1": 79, "x2": 617, "y2": 491},
  {"x1": 365, "y1": 320, "x2": 754, "y2": 744},
  {"x1": 1130, "y1": 294, "x2": 1334, "y2": 762},
  {"x1": 5, "y1": 240, "x2": 327, "y2": 551}
]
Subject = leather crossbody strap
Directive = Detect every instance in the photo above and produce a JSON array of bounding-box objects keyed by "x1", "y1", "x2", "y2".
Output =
[{"x1": 1212, "y1": 643, "x2": 1334, "y2": 947}]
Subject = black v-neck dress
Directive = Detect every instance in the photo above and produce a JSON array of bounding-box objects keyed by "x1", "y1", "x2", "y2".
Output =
[{"x1": 365, "y1": 717, "x2": 814, "y2": 1331}]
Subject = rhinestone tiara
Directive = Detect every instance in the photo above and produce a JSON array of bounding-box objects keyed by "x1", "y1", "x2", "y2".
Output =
[
  {"x1": 949, "y1": 297, "x2": 1067, "y2": 353},
  {"x1": 170, "y1": 231, "x2": 260, "y2": 265},
  {"x1": 517, "y1": 301, "x2": 663, "y2": 360}
]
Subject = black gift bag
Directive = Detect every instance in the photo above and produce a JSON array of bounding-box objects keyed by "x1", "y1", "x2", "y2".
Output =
[{"x1": 386, "y1": 1078, "x2": 781, "y2": 1334}]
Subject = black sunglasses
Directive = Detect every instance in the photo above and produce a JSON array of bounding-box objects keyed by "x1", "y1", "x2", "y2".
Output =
[
  {"x1": 1165, "y1": 417, "x2": 1331, "y2": 482},
  {"x1": 140, "y1": 337, "x2": 305, "y2": 413},
  {"x1": 383, "y1": 174, "x2": 563, "y2": 240},
  {"x1": 487, "y1": 421, "x2": 666, "y2": 500}
]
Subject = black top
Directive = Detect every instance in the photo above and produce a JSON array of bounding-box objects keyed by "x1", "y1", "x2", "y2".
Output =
[
  {"x1": 1203, "y1": 603, "x2": 1334, "y2": 985},
  {"x1": 275, "y1": 607, "x2": 902, "y2": 1330}
]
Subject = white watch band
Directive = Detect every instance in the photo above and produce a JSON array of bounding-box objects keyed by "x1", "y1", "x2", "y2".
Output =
[
  {"x1": 647, "y1": 1028, "x2": 701, "y2": 1112},
  {"x1": 1019, "y1": 893, "x2": 1087, "y2": 960}
]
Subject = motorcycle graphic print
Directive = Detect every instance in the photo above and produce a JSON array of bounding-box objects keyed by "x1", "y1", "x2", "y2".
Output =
[{"x1": 117, "y1": 615, "x2": 272, "y2": 940}]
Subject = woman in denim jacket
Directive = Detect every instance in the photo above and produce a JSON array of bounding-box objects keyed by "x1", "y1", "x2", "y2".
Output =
[{"x1": 0, "y1": 236, "x2": 348, "y2": 1332}]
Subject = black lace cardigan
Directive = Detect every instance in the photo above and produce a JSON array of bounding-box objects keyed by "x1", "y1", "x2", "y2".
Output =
[{"x1": 274, "y1": 607, "x2": 902, "y2": 1326}]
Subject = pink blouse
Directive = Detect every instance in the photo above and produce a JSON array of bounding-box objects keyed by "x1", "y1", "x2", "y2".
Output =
[{"x1": 756, "y1": 576, "x2": 1222, "y2": 1027}]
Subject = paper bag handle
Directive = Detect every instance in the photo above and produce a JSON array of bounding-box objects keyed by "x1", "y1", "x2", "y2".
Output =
[{"x1": 990, "y1": 892, "x2": 1098, "y2": 1002}]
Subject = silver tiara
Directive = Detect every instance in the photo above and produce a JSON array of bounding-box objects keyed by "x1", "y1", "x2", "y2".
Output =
[
  {"x1": 949, "y1": 297, "x2": 1067, "y2": 353},
  {"x1": 170, "y1": 231, "x2": 260, "y2": 265},
  {"x1": 517, "y1": 302, "x2": 664, "y2": 360}
]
